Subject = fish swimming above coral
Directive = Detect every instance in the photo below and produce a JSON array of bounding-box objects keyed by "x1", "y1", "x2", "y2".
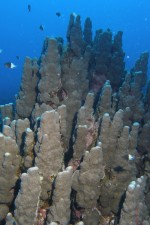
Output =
[
  {"x1": 39, "y1": 25, "x2": 44, "y2": 31},
  {"x1": 56, "y1": 12, "x2": 61, "y2": 17},
  {"x1": 28, "y1": 4, "x2": 31, "y2": 12},
  {"x1": 4, "y1": 62, "x2": 16, "y2": 69},
  {"x1": 16, "y1": 55, "x2": 20, "y2": 60}
]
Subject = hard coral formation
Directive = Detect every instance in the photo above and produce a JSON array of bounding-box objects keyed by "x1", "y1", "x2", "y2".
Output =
[
  {"x1": 14, "y1": 167, "x2": 41, "y2": 225},
  {"x1": 0, "y1": 133, "x2": 20, "y2": 221},
  {"x1": 0, "y1": 14, "x2": 150, "y2": 225},
  {"x1": 119, "y1": 176, "x2": 149, "y2": 225},
  {"x1": 47, "y1": 166, "x2": 73, "y2": 224},
  {"x1": 0, "y1": 103, "x2": 14, "y2": 125},
  {"x1": 72, "y1": 143, "x2": 105, "y2": 224},
  {"x1": 37, "y1": 38, "x2": 61, "y2": 105},
  {"x1": 16, "y1": 57, "x2": 39, "y2": 118},
  {"x1": 34, "y1": 110, "x2": 64, "y2": 201}
]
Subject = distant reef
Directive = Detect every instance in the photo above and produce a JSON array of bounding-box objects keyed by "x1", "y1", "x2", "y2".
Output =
[{"x1": 0, "y1": 14, "x2": 150, "y2": 225}]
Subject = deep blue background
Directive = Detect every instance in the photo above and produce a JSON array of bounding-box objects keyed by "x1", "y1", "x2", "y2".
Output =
[{"x1": 0, "y1": 0, "x2": 150, "y2": 104}]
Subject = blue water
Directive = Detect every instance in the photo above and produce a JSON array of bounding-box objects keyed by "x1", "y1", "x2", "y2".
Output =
[{"x1": 0, "y1": 0, "x2": 150, "y2": 104}]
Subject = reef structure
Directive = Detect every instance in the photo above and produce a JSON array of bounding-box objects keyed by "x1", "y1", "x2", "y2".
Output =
[{"x1": 0, "y1": 14, "x2": 150, "y2": 225}]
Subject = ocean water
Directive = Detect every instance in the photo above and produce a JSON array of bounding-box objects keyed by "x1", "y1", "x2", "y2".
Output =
[{"x1": 0, "y1": 0, "x2": 150, "y2": 105}]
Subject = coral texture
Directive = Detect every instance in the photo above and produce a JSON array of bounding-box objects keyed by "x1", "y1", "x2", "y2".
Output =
[
  {"x1": 119, "y1": 176, "x2": 149, "y2": 225},
  {"x1": 0, "y1": 14, "x2": 150, "y2": 225}
]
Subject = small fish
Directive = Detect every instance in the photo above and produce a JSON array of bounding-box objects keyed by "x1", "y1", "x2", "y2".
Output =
[
  {"x1": 16, "y1": 56, "x2": 20, "y2": 60},
  {"x1": 0, "y1": 49, "x2": 2, "y2": 54},
  {"x1": 28, "y1": 4, "x2": 31, "y2": 12},
  {"x1": 56, "y1": 12, "x2": 61, "y2": 17},
  {"x1": 4, "y1": 62, "x2": 17, "y2": 69},
  {"x1": 39, "y1": 25, "x2": 44, "y2": 31}
]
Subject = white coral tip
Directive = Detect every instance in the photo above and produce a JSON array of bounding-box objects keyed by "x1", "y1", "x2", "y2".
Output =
[{"x1": 5, "y1": 152, "x2": 11, "y2": 156}]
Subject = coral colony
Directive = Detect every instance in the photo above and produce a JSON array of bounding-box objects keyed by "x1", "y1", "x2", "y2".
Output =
[{"x1": 0, "y1": 14, "x2": 150, "y2": 225}]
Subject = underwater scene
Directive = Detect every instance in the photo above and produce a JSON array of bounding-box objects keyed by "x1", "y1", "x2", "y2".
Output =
[{"x1": 0, "y1": 0, "x2": 150, "y2": 224}]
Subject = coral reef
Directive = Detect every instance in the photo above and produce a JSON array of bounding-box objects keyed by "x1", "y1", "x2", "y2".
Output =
[
  {"x1": 15, "y1": 57, "x2": 39, "y2": 119},
  {"x1": 5, "y1": 167, "x2": 41, "y2": 225},
  {"x1": 34, "y1": 110, "x2": 64, "y2": 201},
  {"x1": 47, "y1": 166, "x2": 73, "y2": 224},
  {"x1": 14, "y1": 167, "x2": 41, "y2": 225},
  {"x1": 0, "y1": 103, "x2": 14, "y2": 120},
  {"x1": 0, "y1": 133, "x2": 20, "y2": 221},
  {"x1": 119, "y1": 176, "x2": 149, "y2": 225},
  {"x1": 72, "y1": 143, "x2": 105, "y2": 224},
  {"x1": 0, "y1": 14, "x2": 150, "y2": 225}
]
